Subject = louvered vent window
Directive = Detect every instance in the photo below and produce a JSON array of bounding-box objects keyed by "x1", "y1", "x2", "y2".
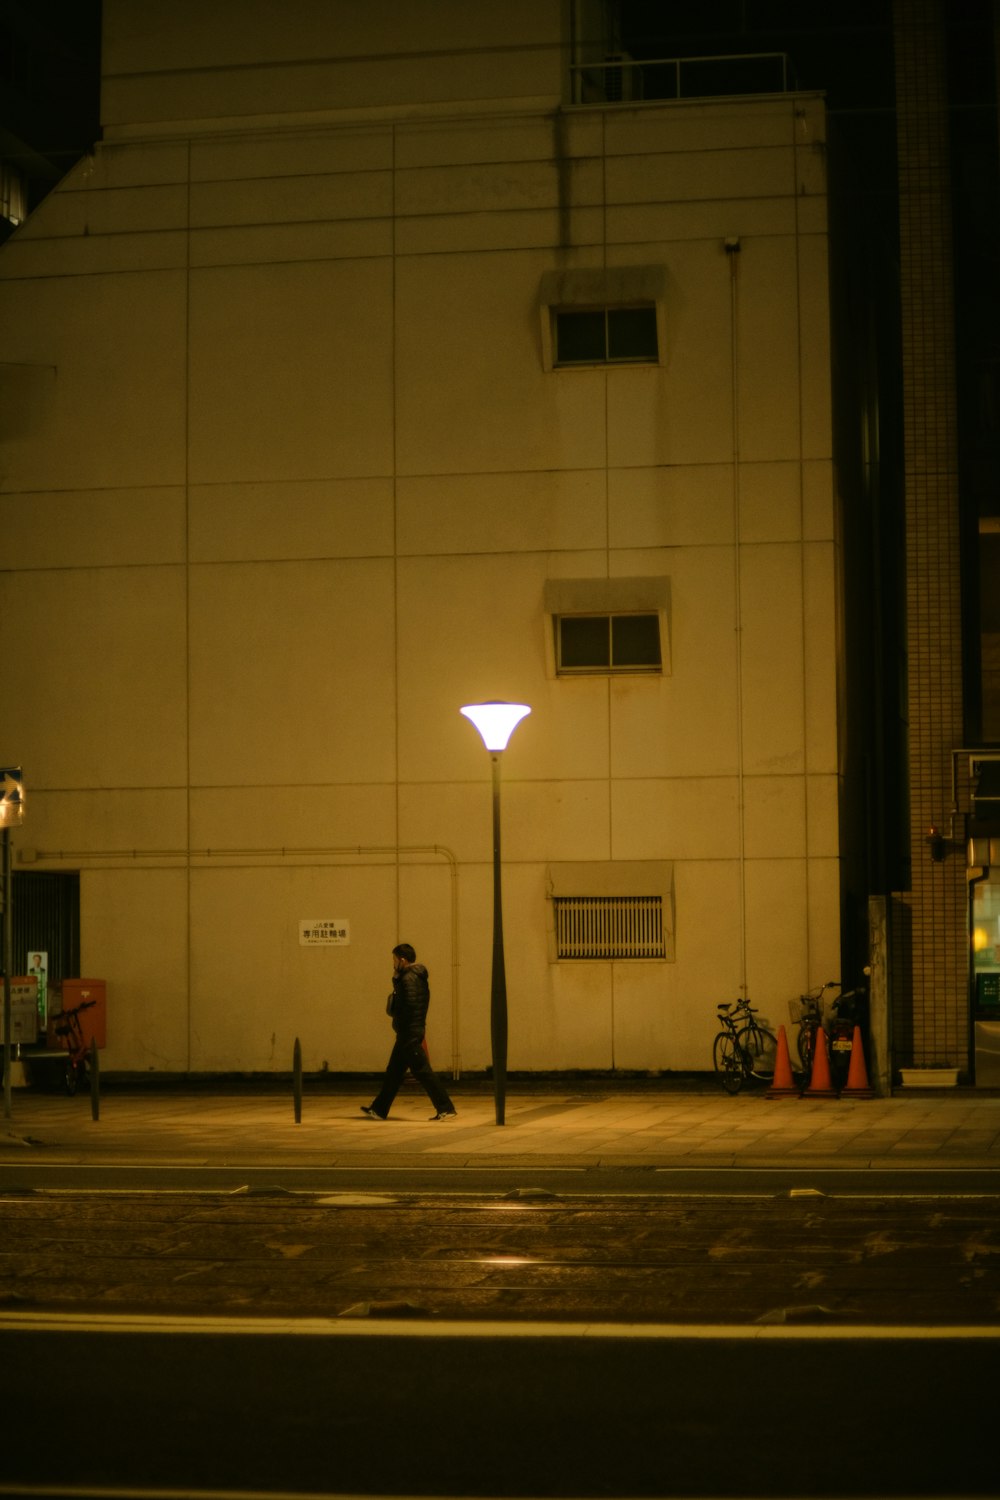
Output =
[{"x1": 554, "y1": 895, "x2": 665, "y2": 960}]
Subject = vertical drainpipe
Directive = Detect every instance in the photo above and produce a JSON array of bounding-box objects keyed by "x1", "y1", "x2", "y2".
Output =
[
  {"x1": 184, "y1": 138, "x2": 193, "y2": 1073},
  {"x1": 726, "y1": 236, "x2": 749, "y2": 997},
  {"x1": 603, "y1": 113, "x2": 616, "y2": 1066},
  {"x1": 568, "y1": 0, "x2": 580, "y2": 106},
  {"x1": 391, "y1": 121, "x2": 402, "y2": 943}
]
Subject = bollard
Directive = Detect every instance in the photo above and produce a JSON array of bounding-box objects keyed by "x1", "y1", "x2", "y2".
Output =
[
  {"x1": 89, "y1": 1037, "x2": 100, "y2": 1121},
  {"x1": 293, "y1": 1037, "x2": 302, "y2": 1123}
]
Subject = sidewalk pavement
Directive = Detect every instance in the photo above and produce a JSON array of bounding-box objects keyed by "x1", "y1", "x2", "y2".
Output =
[{"x1": 4, "y1": 1081, "x2": 1000, "y2": 1171}]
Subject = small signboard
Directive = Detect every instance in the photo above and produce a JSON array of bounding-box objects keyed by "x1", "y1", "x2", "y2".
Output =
[
  {"x1": 299, "y1": 919, "x2": 350, "y2": 946},
  {"x1": 0, "y1": 978, "x2": 39, "y2": 1044}
]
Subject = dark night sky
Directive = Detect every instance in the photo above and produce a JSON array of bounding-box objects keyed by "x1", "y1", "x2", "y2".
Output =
[
  {"x1": 620, "y1": 0, "x2": 995, "y2": 115},
  {"x1": 1, "y1": 0, "x2": 101, "y2": 148},
  {"x1": 619, "y1": 0, "x2": 895, "y2": 104}
]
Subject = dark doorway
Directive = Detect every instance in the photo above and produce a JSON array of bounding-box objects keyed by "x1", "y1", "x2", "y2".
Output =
[{"x1": 8, "y1": 870, "x2": 80, "y2": 982}]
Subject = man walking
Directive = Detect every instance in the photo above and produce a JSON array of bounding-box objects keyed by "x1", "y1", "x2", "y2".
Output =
[{"x1": 361, "y1": 943, "x2": 457, "y2": 1121}]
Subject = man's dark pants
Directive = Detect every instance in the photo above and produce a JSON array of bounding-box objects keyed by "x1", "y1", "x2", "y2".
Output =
[{"x1": 371, "y1": 1035, "x2": 454, "y2": 1116}]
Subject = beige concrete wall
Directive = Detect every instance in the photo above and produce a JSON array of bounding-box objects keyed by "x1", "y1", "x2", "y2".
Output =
[
  {"x1": 100, "y1": 0, "x2": 567, "y2": 136},
  {"x1": 0, "y1": 3, "x2": 837, "y2": 1076}
]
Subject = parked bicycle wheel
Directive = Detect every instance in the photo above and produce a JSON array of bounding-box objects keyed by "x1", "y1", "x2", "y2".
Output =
[
  {"x1": 63, "y1": 1056, "x2": 89, "y2": 1098},
  {"x1": 737, "y1": 1024, "x2": 778, "y2": 1081},
  {"x1": 713, "y1": 1031, "x2": 744, "y2": 1093}
]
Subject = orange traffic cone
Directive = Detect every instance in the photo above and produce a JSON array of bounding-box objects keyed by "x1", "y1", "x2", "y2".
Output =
[
  {"x1": 840, "y1": 1025, "x2": 874, "y2": 1097},
  {"x1": 766, "y1": 1024, "x2": 799, "y2": 1097},
  {"x1": 804, "y1": 1028, "x2": 838, "y2": 1097}
]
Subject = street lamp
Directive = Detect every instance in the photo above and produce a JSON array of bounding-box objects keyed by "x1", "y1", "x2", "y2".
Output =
[{"x1": 460, "y1": 701, "x2": 531, "y2": 1125}]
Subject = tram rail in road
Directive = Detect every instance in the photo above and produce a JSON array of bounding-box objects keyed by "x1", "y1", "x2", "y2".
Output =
[
  {"x1": 1, "y1": 1176, "x2": 999, "y2": 1325},
  {"x1": 3, "y1": 1171, "x2": 998, "y2": 1498}
]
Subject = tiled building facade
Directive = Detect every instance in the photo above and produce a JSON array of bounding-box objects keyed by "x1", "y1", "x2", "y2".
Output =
[{"x1": 892, "y1": 0, "x2": 980, "y2": 1072}]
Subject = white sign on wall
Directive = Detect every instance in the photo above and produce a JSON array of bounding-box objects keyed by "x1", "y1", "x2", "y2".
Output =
[
  {"x1": 0, "y1": 978, "x2": 38, "y2": 1043},
  {"x1": 299, "y1": 919, "x2": 350, "y2": 946}
]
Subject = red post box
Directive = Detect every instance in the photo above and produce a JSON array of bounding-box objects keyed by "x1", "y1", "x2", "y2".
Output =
[{"x1": 56, "y1": 979, "x2": 106, "y2": 1050}]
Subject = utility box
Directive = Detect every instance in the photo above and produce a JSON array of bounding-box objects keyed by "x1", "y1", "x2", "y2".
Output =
[
  {"x1": 0, "y1": 978, "x2": 39, "y2": 1044},
  {"x1": 50, "y1": 979, "x2": 107, "y2": 1051}
]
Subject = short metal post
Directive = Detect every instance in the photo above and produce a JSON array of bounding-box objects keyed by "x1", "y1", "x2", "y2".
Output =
[
  {"x1": 293, "y1": 1037, "x2": 302, "y2": 1123},
  {"x1": 89, "y1": 1038, "x2": 100, "y2": 1121}
]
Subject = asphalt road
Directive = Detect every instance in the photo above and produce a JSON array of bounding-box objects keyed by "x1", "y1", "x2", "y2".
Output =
[
  {"x1": 3, "y1": 1175, "x2": 999, "y2": 1498},
  {"x1": 3, "y1": 1179, "x2": 1000, "y2": 1324},
  {"x1": 1, "y1": 1320, "x2": 996, "y2": 1498}
]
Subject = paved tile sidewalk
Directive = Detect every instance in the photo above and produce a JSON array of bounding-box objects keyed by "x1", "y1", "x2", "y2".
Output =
[{"x1": 4, "y1": 1085, "x2": 1000, "y2": 1169}]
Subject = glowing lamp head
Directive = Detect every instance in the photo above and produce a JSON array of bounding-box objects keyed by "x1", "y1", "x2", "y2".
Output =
[{"x1": 460, "y1": 701, "x2": 531, "y2": 752}]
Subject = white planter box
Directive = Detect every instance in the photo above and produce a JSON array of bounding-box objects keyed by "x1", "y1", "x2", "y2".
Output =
[{"x1": 899, "y1": 1068, "x2": 959, "y2": 1088}]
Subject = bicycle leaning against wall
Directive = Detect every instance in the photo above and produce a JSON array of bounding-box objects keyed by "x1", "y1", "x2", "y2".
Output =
[
  {"x1": 53, "y1": 998, "x2": 97, "y2": 1097},
  {"x1": 789, "y1": 980, "x2": 840, "y2": 1080},
  {"x1": 712, "y1": 997, "x2": 779, "y2": 1094},
  {"x1": 790, "y1": 972, "x2": 869, "y2": 1089}
]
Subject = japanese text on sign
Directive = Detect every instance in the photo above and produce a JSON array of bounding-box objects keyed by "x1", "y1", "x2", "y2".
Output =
[{"x1": 299, "y1": 919, "x2": 350, "y2": 946}]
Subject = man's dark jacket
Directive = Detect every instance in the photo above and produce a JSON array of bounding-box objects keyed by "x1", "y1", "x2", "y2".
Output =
[{"x1": 390, "y1": 963, "x2": 430, "y2": 1044}]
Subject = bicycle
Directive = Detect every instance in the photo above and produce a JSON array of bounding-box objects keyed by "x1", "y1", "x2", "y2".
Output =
[
  {"x1": 791, "y1": 975, "x2": 869, "y2": 1088},
  {"x1": 789, "y1": 980, "x2": 840, "y2": 1079},
  {"x1": 713, "y1": 997, "x2": 778, "y2": 1093},
  {"x1": 53, "y1": 998, "x2": 97, "y2": 1097}
]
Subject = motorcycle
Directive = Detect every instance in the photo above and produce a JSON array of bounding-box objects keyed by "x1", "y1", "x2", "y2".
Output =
[{"x1": 826, "y1": 970, "x2": 870, "y2": 1091}]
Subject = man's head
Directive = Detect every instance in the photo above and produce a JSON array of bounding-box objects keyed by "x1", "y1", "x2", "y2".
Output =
[{"x1": 392, "y1": 942, "x2": 416, "y2": 969}]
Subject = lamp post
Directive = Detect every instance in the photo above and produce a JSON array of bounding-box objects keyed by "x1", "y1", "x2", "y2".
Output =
[{"x1": 460, "y1": 701, "x2": 530, "y2": 1125}]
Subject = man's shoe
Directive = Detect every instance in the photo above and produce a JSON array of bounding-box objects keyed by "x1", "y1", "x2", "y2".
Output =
[
  {"x1": 360, "y1": 1105, "x2": 387, "y2": 1120},
  {"x1": 430, "y1": 1109, "x2": 457, "y2": 1120}
]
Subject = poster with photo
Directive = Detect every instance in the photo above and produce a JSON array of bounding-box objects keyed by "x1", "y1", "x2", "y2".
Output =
[{"x1": 28, "y1": 951, "x2": 48, "y2": 1028}]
